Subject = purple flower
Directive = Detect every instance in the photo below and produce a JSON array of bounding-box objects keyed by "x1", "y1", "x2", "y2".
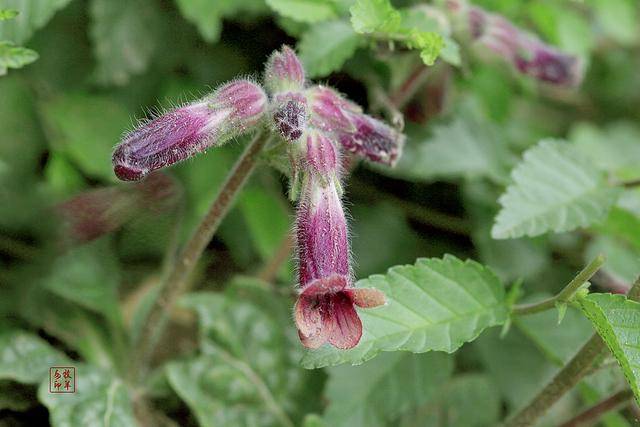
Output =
[
  {"x1": 112, "y1": 80, "x2": 267, "y2": 181},
  {"x1": 307, "y1": 86, "x2": 405, "y2": 166},
  {"x1": 293, "y1": 131, "x2": 385, "y2": 349},
  {"x1": 264, "y1": 45, "x2": 305, "y2": 93},
  {"x1": 272, "y1": 92, "x2": 308, "y2": 142}
]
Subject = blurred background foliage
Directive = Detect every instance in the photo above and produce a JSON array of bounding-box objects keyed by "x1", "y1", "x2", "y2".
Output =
[{"x1": 1, "y1": 0, "x2": 640, "y2": 426}]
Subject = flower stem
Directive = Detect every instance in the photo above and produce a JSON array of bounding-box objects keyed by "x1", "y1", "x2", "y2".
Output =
[
  {"x1": 511, "y1": 254, "x2": 605, "y2": 316},
  {"x1": 558, "y1": 389, "x2": 633, "y2": 427},
  {"x1": 134, "y1": 131, "x2": 269, "y2": 372},
  {"x1": 505, "y1": 276, "x2": 640, "y2": 427}
]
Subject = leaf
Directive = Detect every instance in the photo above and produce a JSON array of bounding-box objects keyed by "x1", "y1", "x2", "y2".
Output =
[
  {"x1": 298, "y1": 20, "x2": 360, "y2": 78},
  {"x1": 301, "y1": 255, "x2": 508, "y2": 368},
  {"x1": 89, "y1": 0, "x2": 162, "y2": 85},
  {"x1": 405, "y1": 30, "x2": 443, "y2": 66},
  {"x1": 38, "y1": 364, "x2": 138, "y2": 427},
  {"x1": 492, "y1": 139, "x2": 620, "y2": 239},
  {"x1": 266, "y1": 0, "x2": 337, "y2": 24},
  {"x1": 0, "y1": 0, "x2": 73, "y2": 44},
  {"x1": 40, "y1": 93, "x2": 132, "y2": 181},
  {"x1": 323, "y1": 352, "x2": 453, "y2": 427},
  {"x1": 0, "y1": 41, "x2": 38, "y2": 75},
  {"x1": 350, "y1": 0, "x2": 401, "y2": 34},
  {"x1": 174, "y1": 0, "x2": 223, "y2": 42},
  {"x1": 0, "y1": 330, "x2": 69, "y2": 384},
  {"x1": 167, "y1": 285, "x2": 321, "y2": 427},
  {"x1": 590, "y1": 0, "x2": 639, "y2": 45},
  {"x1": 391, "y1": 118, "x2": 511, "y2": 184},
  {"x1": 578, "y1": 293, "x2": 640, "y2": 403},
  {"x1": 42, "y1": 240, "x2": 122, "y2": 325},
  {"x1": 398, "y1": 374, "x2": 501, "y2": 427},
  {"x1": 586, "y1": 236, "x2": 640, "y2": 285},
  {"x1": 0, "y1": 9, "x2": 19, "y2": 21}
]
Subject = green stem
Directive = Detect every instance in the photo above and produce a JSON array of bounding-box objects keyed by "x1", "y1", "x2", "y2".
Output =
[
  {"x1": 134, "y1": 131, "x2": 269, "y2": 374},
  {"x1": 511, "y1": 254, "x2": 605, "y2": 316},
  {"x1": 558, "y1": 389, "x2": 633, "y2": 427},
  {"x1": 505, "y1": 276, "x2": 640, "y2": 427}
]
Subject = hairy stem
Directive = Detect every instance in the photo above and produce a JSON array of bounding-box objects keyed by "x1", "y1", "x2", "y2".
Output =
[
  {"x1": 558, "y1": 389, "x2": 633, "y2": 427},
  {"x1": 511, "y1": 254, "x2": 605, "y2": 316},
  {"x1": 135, "y1": 131, "x2": 268, "y2": 372},
  {"x1": 505, "y1": 276, "x2": 640, "y2": 427}
]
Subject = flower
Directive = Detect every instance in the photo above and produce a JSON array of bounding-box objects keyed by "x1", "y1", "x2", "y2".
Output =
[
  {"x1": 307, "y1": 86, "x2": 405, "y2": 166},
  {"x1": 112, "y1": 80, "x2": 267, "y2": 181},
  {"x1": 293, "y1": 131, "x2": 385, "y2": 349},
  {"x1": 264, "y1": 45, "x2": 305, "y2": 94}
]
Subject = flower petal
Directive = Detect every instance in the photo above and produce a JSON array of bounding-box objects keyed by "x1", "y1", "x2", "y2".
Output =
[{"x1": 327, "y1": 292, "x2": 362, "y2": 349}]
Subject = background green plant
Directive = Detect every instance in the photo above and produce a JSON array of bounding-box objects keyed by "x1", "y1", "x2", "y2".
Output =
[{"x1": 1, "y1": 0, "x2": 640, "y2": 426}]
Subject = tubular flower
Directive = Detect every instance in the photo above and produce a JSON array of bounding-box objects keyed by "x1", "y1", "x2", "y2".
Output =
[
  {"x1": 294, "y1": 131, "x2": 385, "y2": 349},
  {"x1": 112, "y1": 80, "x2": 267, "y2": 181},
  {"x1": 446, "y1": 0, "x2": 583, "y2": 86},
  {"x1": 307, "y1": 86, "x2": 405, "y2": 166}
]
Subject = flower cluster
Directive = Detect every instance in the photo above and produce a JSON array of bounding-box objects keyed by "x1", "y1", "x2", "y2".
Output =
[
  {"x1": 111, "y1": 46, "x2": 404, "y2": 349},
  {"x1": 447, "y1": 0, "x2": 584, "y2": 86}
]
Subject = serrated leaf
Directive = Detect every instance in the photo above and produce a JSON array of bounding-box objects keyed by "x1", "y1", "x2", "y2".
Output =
[
  {"x1": 38, "y1": 365, "x2": 138, "y2": 427},
  {"x1": 266, "y1": 0, "x2": 336, "y2": 24},
  {"x1": 492, "y1": 139, "x2": 620, "y2": 239},
  {"x1": 0, "y1": 330, "x2": 69, "y2": 384},
  {"x1": 578, "y1": 293, "x2": 640, "y2": 403},
  {"x1": 406, "y1": 30, "x2": 443, "y2": 66},
  {"x1": 0, "y1": 41, "x2": 38, "y2": 75},
  {"x1": 40, "y1": 93, "x2": 131, "y2": 181},
  {"x1": 0, "y1": 0, "x2": 73, "y2": 44},
  {"x1": 324, "y1": 352, "x2": 453, "y2": 427},
  {"x1": 298, "y1": 20, "x2": 360, "y2": 78},
  {"x1": 168, "y1": 285, "x2": 321, "y2": 427},
  {"x1": 350, "y1": 0, "x2": 401, "y2": 34},
  {"x1": 301, "y1": 255, "x2": 508, "y2": 368},
  {"x1": 0, "y1": 9, "x2": 19, "y2": 21},
  {"x1": 89, "y1": 0, "x2": 162, "y2": 85}
]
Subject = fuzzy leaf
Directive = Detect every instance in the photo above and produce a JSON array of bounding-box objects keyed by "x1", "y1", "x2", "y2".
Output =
[
  {"x1": 38, "y1": 365, "x2": 138, "y2": 427},
  {"x1": 266, "y1": 0, "x2": 337, "y2": 23},
  {"x1": 89, "y1": 0, "x2": 161, "y2": 85},
  {"x1": 301, "y1": 255, "x2": 508, "y2": 368},
  {"x1": 578, "y1": 293, "x2": 640, "y2": 403},
  {"x1": 0, "y1": 330, "x2": 69, "y2": 384},
  {"x1": 492, "y1": 139, "x2": 619, "y2": 239},
  {"x1": 0, "y1": 41, "x2": 38, "y2": 75},
  {"x1": 323, "y1": 352, "x2": 453, "y2": 427},
  {"x1": 298, "y1": 20, "x2": 360, "y2": 78},
  {"x1": 0, "y1": 0, "x2": 73, "y2": 44},
  {"x1": 350, "y1": 0, "x2": 401, "y2": 34}
]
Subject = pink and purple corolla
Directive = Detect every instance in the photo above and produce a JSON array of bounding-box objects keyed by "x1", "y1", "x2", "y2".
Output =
[
  {"x1": 294, "y1": 132, "x2": 385, "y2": 349},
  {"x1": 112, "y1": 80, "x2": 267, "y2": 181}
]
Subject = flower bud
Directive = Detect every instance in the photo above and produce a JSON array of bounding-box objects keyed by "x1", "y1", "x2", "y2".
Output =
[
  {"x1": 272, "y1": 92, "x2": 308, "y2": 142},
  {"x1": 112, "y1": 80, "x2": 267, "y2": 181},
  {"x1": 305, "y1": 131, "x2": 338, "y2": 176},
  {"x1": 513, "y1": 38, "x2": 584, "y2": 86},
  {"x1": 307, "y1": 86, "x2": 405, "y2": 166},
  {"x1": 264, "y1": 45, "x2": 305, "y2": 94}
]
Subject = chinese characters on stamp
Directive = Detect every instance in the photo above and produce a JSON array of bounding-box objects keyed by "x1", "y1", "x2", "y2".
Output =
[{"x1": 49, "y1": 367, "x2": 76, "y2": 393}]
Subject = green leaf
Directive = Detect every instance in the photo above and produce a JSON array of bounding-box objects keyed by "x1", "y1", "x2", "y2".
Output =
[
  {"x1": 0, "y1": 41, "x2": 38, "y2": 75},
  {"x1": 590, "y1": 0, "x2": 639, "y2": 45},
  {"x1": 0, "y1": 9, "x2": 19, "y2": 21},
  {"x1": 405, "y1": 30, "x2": 443, "y2": 66},
  {"x1": 38, "y1": 365, "x2": 138, "y2": 427},
  {"x1": 167, "y1": 286, "x2": 321, "y2": 427},
  {"x1": 298, "y1": 20, "x2": 360, "y2": 78},
  {"x1": 89, "y1": 0, "x2": 162, "y2": 85},
  {"x1": 174, "y1": 0, "x2": 223, "y2": 42},
  {"x1": 0, "y1": 0, "x2": 73, "y2": 44},
  {"x1": 586, "y1": 235, "x2": 640, "y2": 285},
  {"x1": 40, "y1": 93, "x2": 131, "y2": 181},
  {"x1": 391, "y1": 118, "x2": 511, "y2": 184},
  {"x1": 301, "y1": 255, "x2": 508, "y2": 368},
  {"x1": 324, "y1": 352, "x2": 453, "y2": 427},
  {"x1": 0, "y1": 330, "x2": 69, "y2": 384},
  {"x1": 578, "y1": 293, "x2": 640, "y2": 403},
  {"x1": 398, "y1": 374, "x2": 501, "y2": 427},
  {"x1": 42, "y1": 240, "x2": 122, "y2": 325},
  {"x1": 350, "y1": 0, "x2": 401, "y2": 34},
  {"x1": 492, "y1": 139, "x2": 620, "y2": 239},
  {"x1": 266, "y1": 0, "x2": 337, "y2": 24}
]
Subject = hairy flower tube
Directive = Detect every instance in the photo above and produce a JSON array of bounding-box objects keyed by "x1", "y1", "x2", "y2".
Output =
[
  {"x1": 447, "y1": 0, "x2": 584, "y2": 86},
  {"x1": 294, "y1": 131, "x2": 385, "y2": 349},
  {"x1": 112, "y1": 80, "x2": 267, "y2": 181}
]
